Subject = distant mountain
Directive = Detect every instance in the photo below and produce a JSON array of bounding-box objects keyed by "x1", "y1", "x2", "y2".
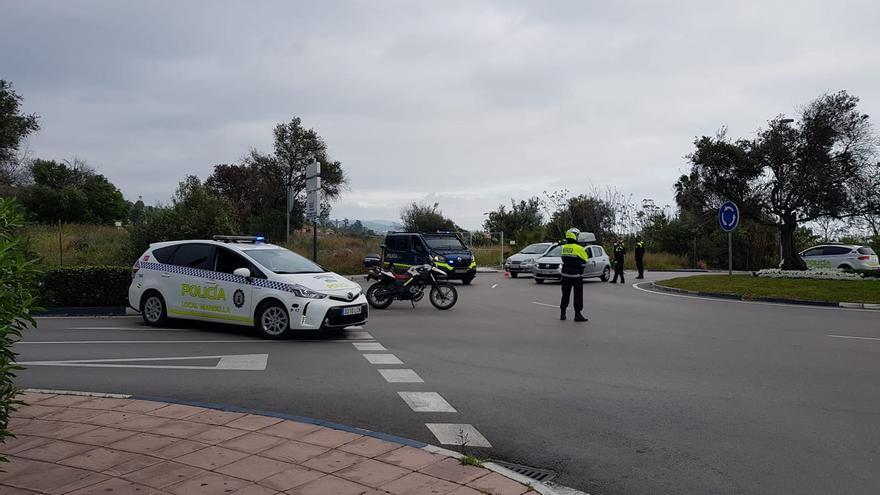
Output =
[{"x1": 328, "y1": 219, "x2": 403, "y2": 234}]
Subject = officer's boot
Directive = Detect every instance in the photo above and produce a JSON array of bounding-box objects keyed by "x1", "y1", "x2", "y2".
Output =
[
  {"x1": 560, "y1": 309, "x2": 566, "y2": 321},
  {"x1": 574, "y1": 312, "x2": 588, "y2": 322}
]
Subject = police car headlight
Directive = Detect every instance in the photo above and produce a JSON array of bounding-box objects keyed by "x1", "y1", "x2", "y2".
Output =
[
  {"x1": 433, "y1": 255, "x2": 445, "y2": 262},
  {"x1": 290, "y1": 284, "x2": 328, "y2": 299}
]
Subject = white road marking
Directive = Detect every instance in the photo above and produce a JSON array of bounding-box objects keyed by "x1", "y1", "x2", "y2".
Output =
[
  {"x1": 349, "y1": 331, "x2": 374, "y2": 339},
  {"x1": 828, "y1": 334, "x2": 880, "y2": 341},
  {"x1": 491, "y1": 284, "x2": 499, "y2": 289},
  {"x1": 364, "y1": 354, "x2": 403, "y2": 365},
  {"x1": 532, "y1": 302, "x2": 557, "y2": 308},
  {"x1": 378, "y1": 369, "x2": 424, "y2": 383},
  {"x1": 353, "y1": 342, "x2": 387, "y2": 351},
  {"x1": 398, "y1": 392, "x2": 457, "y2": 412},
  {"x1": 17, "y1": 339, "x2": 374, "y2": 345},
  {"x1": 425, "y1": 423, "x2": 492, "y2": 448},
  {"x1": 18, "y1": 353, "x2": 269, "y2": 371},
  {"x1": 632, "y1": 282, "x2": 880, "y2": 313}
]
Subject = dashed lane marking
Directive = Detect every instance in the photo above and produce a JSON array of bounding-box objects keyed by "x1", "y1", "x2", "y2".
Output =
[
  {"x1": 364, "y1": 354, "x2": 404, "y2": 365},
  {"x1": 398, "y1": 392, "x2": 457, "y2": 412},
  {"x1": 425, "y1": 423, "x2": 492, "y2": 448},
  {"x1": 353, "y1": 342, "x2": 387, "y2": 351},
  {"x1": 828, "y1": 334, "x2": 880, "y2": 341},
  {"x1": 532, "y1": 302, "x2": 557, "y2": 308},
  {"x1": 378, "y1": 369, "x2": 424, "y2": 383},
  {"x1": 491, "y1": 284, "x2": 499, "y2": 289}
]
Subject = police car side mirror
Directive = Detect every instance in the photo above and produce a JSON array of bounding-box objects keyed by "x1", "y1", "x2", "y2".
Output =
[{"x1": 233, "y1": 267, "x2": 251, "y2": 278}]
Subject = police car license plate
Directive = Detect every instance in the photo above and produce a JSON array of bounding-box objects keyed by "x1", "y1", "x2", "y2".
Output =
[
  {"x1": 454, "y1": 269, "x2": 467, "y2": 273},
  {"x1": 342, "y1": 306, "x2": 362, "y2": 316}
]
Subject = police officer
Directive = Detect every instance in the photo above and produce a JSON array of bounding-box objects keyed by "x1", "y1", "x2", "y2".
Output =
[
  {"x1": 635, "y1": 237, "x2": 646, "y2": 279},
  {"x1": 560, "y1": 228, "x2": 589, "y2": 322},
  {"x1": 611, "y1": 239, "x2": 626, "y2": 284}
]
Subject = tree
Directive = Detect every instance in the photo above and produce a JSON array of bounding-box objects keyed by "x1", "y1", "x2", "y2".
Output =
[
  {"x1": 208, "y1": 117, "x2": 348, "y2": 238},
  {"x1": 483, "y1": 198, "x2": 543, "y2": 239},
  {"x1": 400, "y1": 202, "x2": 457, "y2": 232},
  {"x1": 0, "y1": 198, "x2": 39, "y2": 463},
  {"x1": 21, "y1": 159, "x2": 128, "y2": 224},
  {"x1": 684, "y1": 91, "x2": 880, "y2": 269},
  {"x1": 1, "y1": 81, "x2": 40, "y2": 197},
  {"x1": 128, "y1": 176, "x2": 237, "y2": 256}
]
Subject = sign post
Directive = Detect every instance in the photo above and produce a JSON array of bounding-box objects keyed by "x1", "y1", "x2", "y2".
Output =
[
  {"x1": 305, "y1": 161, "x2": 321, "y2": 262},
  {"x1": 718, "y1": 201, "x2": 740, "y2": 276}
]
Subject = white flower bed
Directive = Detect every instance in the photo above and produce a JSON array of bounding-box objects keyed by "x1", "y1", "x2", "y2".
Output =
[{"x1": 755, "y1": 268, "x2": 870, "y2": 281}]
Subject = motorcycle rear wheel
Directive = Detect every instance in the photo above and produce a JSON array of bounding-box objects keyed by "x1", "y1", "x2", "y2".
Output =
[
  {"x1": 367, "y1": 283, "x2": 394, "y2": 309},
  {"x1": 429, "y1": 283, "x2": 458, "y2": 310}
]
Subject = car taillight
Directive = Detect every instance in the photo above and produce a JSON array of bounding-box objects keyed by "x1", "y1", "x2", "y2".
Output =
[
  {"x1": 858, "y1": 255, "x2": 870, "y2": 261},
  {"x1": 131, "y1": 264, "x2": 139, "y2": 278}
]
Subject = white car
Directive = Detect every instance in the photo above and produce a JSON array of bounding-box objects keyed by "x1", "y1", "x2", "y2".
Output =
[
  {"x1": 129, "y1": 236, "x2": 368, "y2": 338},
  {"x1": 504, "y1": 242, "x2": 554, "y2": 278},
  {"x1": 799, "y1": 244, "x2": 879, "y2": 272},
  {"x1": 532, "y1": 244, "x2": 612, "y2": 283}
]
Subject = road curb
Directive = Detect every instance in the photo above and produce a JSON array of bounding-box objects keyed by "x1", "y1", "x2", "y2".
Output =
[
  {"x1": 22, "y1": 388, "x2": 586, "y2": 495},
  {"x1": 649, "y1": 282, "x2": 879, "y2": 310}
]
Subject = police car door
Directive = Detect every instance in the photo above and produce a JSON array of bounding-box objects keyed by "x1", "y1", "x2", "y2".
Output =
[
  {"x1": 212, "y1": 247, "x2": 256, "y2": 326},
  {"x1": 168, "y1": 243, "x2": 218, "y2": 322}
]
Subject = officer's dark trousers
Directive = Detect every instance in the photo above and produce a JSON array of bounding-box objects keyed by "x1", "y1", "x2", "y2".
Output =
[
  {"x1": 612, "y1": 259, "x2": 625, "y2": 283},
  {"x1": 636, "y1": 256, "x2": 644, "y2": 278},
  {"x1": 560, "y1": 276, "x2": 583, "y2": 313}
]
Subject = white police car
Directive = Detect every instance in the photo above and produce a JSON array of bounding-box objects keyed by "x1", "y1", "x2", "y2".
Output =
[{"x1": 129, "y1": 236, "x2": 368, "y2": 339}]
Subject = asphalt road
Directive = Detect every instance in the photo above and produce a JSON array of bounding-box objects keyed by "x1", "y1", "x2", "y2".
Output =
[{"x1": 16, "y1": 271, "x2": 880, "y2": 494}]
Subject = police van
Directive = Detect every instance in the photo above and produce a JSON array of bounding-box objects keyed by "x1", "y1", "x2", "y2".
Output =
[
  {"x1": 129, "y1": 236, "x2": 368, "y2": 339},
  {"x1": 382, "y1": 232, "x2": 477, "y2": 284}
]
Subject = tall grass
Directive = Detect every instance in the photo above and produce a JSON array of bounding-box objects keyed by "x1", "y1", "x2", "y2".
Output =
[
  {"x1": 24, "y1": 224, "x2": 132, "y2": 267},
  {"x1": 621, "y1": 251, "x2": 703, "y2": 270},
  {"x1": 283, "y1": 232, "x2": 381, "y2": 275}
]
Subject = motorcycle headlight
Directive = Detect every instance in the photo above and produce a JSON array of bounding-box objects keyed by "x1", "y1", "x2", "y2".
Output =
[{"x1": 290, "y1": 284, "x2": 328, "y2": 299}]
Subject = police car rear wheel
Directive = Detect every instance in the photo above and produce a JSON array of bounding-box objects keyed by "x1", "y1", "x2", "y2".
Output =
[
  {"x1": 141, "y1": 292, "x2": 167, "y2": 326},
  {"x1": 256, "y1": 302, "x2": 291, "y2": 339}
]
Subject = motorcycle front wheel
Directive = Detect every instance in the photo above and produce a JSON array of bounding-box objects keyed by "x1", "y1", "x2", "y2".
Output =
[
  {"x1": 366, "y1": 283, "x2": 395, "y2": 309},
  {"x1": 429, "y1": 283, "x2": 458, "y2": 310}
]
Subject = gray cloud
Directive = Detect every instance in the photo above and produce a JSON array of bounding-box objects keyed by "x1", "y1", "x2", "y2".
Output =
[{"x1": 2, "y1": 0, "x2": 878, "y2": 229}]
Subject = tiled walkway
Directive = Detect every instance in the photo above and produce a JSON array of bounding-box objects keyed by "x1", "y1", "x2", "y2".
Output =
[{"x1": 1, "y1": 392, "x2": 535, "y2": 495}]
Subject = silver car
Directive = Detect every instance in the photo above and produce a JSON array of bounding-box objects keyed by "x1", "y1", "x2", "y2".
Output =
[
  {"x1": 799, "y1": 244, "x2": 879, "y2": 271},
  {"x1": 532, "y1": 244, "x2": 612, "y2": 283},
  {"x1": 504, "y1": 242, "x2": 554, "y2": 278}
]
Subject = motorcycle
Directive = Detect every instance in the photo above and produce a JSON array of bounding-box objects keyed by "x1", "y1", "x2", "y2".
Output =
[{"x1": 366, "y1": 263, "x2": 458, "y2": 310}]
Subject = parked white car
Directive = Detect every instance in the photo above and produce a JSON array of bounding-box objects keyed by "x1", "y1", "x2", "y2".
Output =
[
  {"x1": 532, "y1": 243, "x2": 612, "y2": 283},
  {"x1": 129, "y1": 236, "x2": 368, "y2": 338},
  {"x1": 504, "y1": 242, "x2": 554, "y2": 278},
  {"x1": 799, "y1": 244, "x2": 879, "y2": 272}
]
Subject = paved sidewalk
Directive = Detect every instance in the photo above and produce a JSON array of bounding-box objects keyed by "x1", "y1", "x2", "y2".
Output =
[{"x1": 1, "y1": 392, "x2": 537, "y2": 495}]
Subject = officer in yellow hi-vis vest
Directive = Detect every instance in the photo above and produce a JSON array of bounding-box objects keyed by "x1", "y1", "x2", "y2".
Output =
[{"x1": 559, "y1": 228, "x2": 589, "y2": 322}]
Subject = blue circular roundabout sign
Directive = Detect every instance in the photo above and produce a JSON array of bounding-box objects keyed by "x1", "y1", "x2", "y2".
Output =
[{"x1": 719, "y1": 201, "x2": 740, "y2": 232}]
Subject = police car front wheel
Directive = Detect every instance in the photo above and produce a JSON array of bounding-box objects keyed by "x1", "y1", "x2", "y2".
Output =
[
  {"x1": 140, "y1": 292, "x2": 167, "y2": 326},
  {"x1": 256, "y1": 302, "x2": 292, "y2": 339}
]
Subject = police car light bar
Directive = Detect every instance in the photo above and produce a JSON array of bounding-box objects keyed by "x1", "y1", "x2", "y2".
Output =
[{"x1": 213, "y1": 235, "x2": 266, "y2": 243}]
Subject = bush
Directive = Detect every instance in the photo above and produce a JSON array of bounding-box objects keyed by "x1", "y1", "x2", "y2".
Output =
[
  {"x1": 24, "y1": 223, "x2": 131, "y2": 267},
  {"x1": 37, "y1": 266, "x2": 132, "y2": 307},
  {"x1": 0, "y1": 198, "x2": 40, "y2": 463}
]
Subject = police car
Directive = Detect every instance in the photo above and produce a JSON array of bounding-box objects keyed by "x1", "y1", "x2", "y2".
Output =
[{"x1": 129, "y1": 236, "x2": 368, "y2": 339}]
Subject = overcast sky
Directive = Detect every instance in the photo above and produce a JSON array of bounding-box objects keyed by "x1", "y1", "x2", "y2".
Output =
[{"x1": 2, "y1": 1, "x2": 879, "y2": 229}]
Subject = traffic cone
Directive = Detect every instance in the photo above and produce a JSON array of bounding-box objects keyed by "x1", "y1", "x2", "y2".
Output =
[{"x1": 504, "y1": 271, "x2": 510, "y2": 278}]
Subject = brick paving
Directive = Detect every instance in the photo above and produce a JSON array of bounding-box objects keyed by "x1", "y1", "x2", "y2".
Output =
[{"x1": 1, "y1": 392, "x2": 537, "y2": 495}]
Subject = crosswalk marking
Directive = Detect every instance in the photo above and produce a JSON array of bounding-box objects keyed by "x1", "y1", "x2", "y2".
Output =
[
  {"x1": 425, "y1": 423, "x2": 492, "y2": 448},
  {"x1": 378, "y1": 369, "x2": 424, "y2": 383},
  {"x1": 398, "y1": 392, "x2": 456, "y2": 412},
  {"x1": 364, "y1": 354, "x2": 403, "y2": 365},
  {"x1": 353, "y1": 342, "x2": 387, "y2": 351}
]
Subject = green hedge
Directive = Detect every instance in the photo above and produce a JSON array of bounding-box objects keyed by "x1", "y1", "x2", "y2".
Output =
[{"x1": 37, "y1": 266, "x2": 131, "y2": 307}]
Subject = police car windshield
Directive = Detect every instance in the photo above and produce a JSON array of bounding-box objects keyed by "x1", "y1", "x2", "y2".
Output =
[
  {"x1": 243, "y1": 248, "x2": 325, "y2": 274},
  {"x1": 424, "y1": 237, "x2": 465, "y2": 250},
  {"x1": 522, "y1": 243, "x2": 549, "y2": 254}
]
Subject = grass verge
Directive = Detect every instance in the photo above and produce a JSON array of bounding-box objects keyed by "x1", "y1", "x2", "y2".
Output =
[{"x1": 657, "y1": 274, "x2": 880, "y2": 304}]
